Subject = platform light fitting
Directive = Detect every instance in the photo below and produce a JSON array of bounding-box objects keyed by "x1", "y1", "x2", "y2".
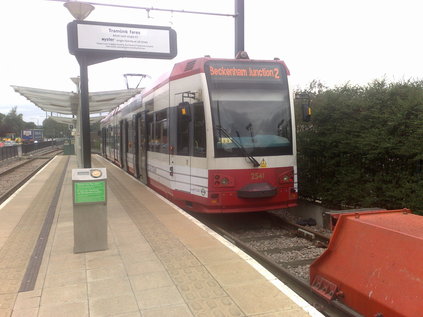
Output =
[{"x1": 64, "y1": 1, "x2": 95, "y2": 21}]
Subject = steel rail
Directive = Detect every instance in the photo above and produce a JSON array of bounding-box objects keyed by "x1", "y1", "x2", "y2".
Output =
[
  {"x1": 0, "y1": 159, "x2": 51, "y2": 205},
  {"x1": 0, "y1": 158, "x2": 36, "y2": 178},
  {"x1": 0, "y1": 149, "x2": 62, "y2": 205},
  {"x1": 0, "y1": 149, "x2": 62, "y2": 179},
  {"x1": 267, "y1": 212, "x2": 331, "y2": 246}
]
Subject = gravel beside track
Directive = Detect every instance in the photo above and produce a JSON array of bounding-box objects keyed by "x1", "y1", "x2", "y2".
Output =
[
  {"x1": 0, "y1": 158, "x2": 27, "y2": 174},
  {"x1": 194, "y1": 211, "x2": 328, "y2": 282},
  {"x1": 233, "y1": 220, "x2": 326, "y2": 281},
  {"x1": 0, "y1": 148, "x2": 62, "y2": 202},
  {"x1": 0, "y1": 159, "x2": 49, "y2": 198}
]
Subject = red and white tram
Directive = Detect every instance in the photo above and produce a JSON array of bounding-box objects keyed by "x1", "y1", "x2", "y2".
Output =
[{"x1": 101, "y1": 54, "x2": 298, "y2": 213}]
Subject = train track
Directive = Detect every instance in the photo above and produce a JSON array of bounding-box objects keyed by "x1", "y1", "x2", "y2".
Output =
[
  {"x1": 0, "y1": 149, "x2": 63, "y2": 204},
  {"x1": 191, "y1": 211, "x2": 362, "y2": 317}
]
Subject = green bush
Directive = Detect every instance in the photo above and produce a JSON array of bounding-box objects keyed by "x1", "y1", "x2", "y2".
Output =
[{"x1": 296, "y1": 80, "x2": 423, "y2": 214}]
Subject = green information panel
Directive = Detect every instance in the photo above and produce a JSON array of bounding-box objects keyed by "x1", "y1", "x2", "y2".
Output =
[{"x1": 74, "y1": 181, "x2": 106, "y2": 204}]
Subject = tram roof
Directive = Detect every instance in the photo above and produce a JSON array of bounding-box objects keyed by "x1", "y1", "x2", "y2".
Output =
[{"x1": 11, "y1": 85, "x2": 142, "y2": 116}]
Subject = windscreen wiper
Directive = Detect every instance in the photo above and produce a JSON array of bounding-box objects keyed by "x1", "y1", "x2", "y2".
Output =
[{"x1": 217, "y1": 125, "x2": 260, "y2": 167}]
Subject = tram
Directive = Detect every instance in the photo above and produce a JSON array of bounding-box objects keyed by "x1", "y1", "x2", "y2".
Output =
[{"x1": 101, "y1": 53, "x2": 298, "y2": 213}]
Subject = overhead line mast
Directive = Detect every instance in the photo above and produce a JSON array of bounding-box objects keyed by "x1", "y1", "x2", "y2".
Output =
[{"x1": 48, "y1": 0, "x2": 236, "y2": 18}]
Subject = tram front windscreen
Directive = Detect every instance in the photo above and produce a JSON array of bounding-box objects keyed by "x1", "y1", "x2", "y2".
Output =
[{"x1": 205, "y1": 60, "x2": 293, "y2": 158}]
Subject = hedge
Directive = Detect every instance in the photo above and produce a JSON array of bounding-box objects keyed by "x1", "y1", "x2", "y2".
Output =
[{"x1": 295, "y1": 80, "x2": 423, "y2": 214}]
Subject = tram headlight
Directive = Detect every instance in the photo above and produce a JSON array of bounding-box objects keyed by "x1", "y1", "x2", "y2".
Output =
[
  {"x1": 212, "y1": 174, "x2": 234, "y2": 187},
  {"x1": 279, "y1": 171, "x2": 294, "y2": 184}
]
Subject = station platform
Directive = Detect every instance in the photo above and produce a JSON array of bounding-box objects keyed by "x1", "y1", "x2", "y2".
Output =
[{"x1": 0, "y1": 155, "x2": 323, "y2": 317}]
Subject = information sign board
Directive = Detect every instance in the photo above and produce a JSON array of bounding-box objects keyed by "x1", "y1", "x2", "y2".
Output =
[
  {"x1": 68, "y1": 20, "x2": 177, "y2": 60},
  {"x1": 72, "y1": 168, "x2": 107, "y2": 205},
  {"x1": 74, "y1": 181, "x2": 106, "y2": 204}
]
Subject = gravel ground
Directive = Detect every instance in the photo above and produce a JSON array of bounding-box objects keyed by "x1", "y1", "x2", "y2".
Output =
[
  {"x1": 229, "y1": 213, "x2": 328, "y2": 282},
  {"x1": 246, "y1": 236, "x2": 310, "y2": 250},
  {"x1": 265, "y1": 245, "x2": 325, "y2": 263},
  {"x1": 0, "y1": 148, "x2": 61, "y2": 200},
  {"x1": 286, "y1": 265, "x2": 312, "y2": 281},
  {"x1": 0, "y1": 158, "x2": 50, "y2": 198},
  {"x1": 233, "y1": 228, "x2": 288, "y2": 239},
  {"x1": 0, "y1": 157, "x2": 25, "y2": 174}
]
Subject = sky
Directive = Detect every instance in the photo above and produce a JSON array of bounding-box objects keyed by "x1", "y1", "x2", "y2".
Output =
[{"x1": 1, "y1": 0, "x2": 423, "y2": 124}]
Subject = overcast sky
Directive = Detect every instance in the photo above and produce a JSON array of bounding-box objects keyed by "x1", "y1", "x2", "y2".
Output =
[{"x1": 1, "y1": 0, "x2": 422, "y2": 124}]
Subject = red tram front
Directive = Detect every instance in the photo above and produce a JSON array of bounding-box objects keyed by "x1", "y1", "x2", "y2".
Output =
[{"x1": 101, "y1": 55, "x2": 298, "y2": 213}]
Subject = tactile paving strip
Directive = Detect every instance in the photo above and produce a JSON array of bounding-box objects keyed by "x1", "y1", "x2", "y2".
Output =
[
  {"x1": 0, "y1": 157, "x2": 68, "y2": 295},
  {"x1": 168, "y1": 266, "x2": 227, "y2": 302},
  {"x1": 19, "y1": 156, "x2": 69, "y2": 292},
  {"x1": 105, "y1": 167, "x2": 246, "y2": 316}
]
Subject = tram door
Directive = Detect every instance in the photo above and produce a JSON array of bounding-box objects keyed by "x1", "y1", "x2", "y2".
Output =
[
  {"x1": 137, "y1": 111, "x2": 148, "y2": 184},
  {"x1": 120, "y1": 120, "x2": 128, "y2": 170},
  {"x1": 132, "y1": 115, "x2": 140, "y2": 179},
  {"x1": 169, "y1": 102, "x2": 191, "y2": 194},
  {"x1": 169, "y1": 99, "x2": 207, "y2": 197},
  {"x1": 101, "y1": 128, "x2": 107, "y2": 156},
  {"x1": 114, "y1": 125, "x2": 120, "y2": 164}
]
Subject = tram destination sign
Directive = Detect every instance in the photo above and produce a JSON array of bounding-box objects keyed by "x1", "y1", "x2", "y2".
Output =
[
  {"x1": 68, "y1": 20, "x2": 177, "y2": 60},
  {"x1": 205, "y1": 61, "x2": 285, "y2": 83}
]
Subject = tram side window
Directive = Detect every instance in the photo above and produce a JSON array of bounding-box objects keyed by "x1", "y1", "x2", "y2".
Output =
[
  {"x1": 127, "y1": 121, "x2": 133, "y2": 154},
  {"x1": 115, "y1": 125, "x2": 120, "y2": 151},
  {"x1": 155, "y1": 110, "x2": 168, "y2": 154},
  {"x1": 147, "y1": 114, "x2": 154, "y2": 151},
  {"x1": 193, "y1": 102, "x2": 206, "y2": 157},
  {"x1": 107, "y1": 126, "x2": 112, "y2": 147},
  {"x1": 177, "y1": 106, "x2": 190, "y2": 155},
  {"x1": 111, "y1": 126, "x2": 114, "y2": 147},
  {"x1": 147, "y1": 111, "x2": 168, "y2": 153}
]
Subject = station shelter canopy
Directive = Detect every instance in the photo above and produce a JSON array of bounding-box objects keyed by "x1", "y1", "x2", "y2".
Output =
[
  {"x1": 11, "y1": 85, "x2": 142, "y2": 118},
  {"x1": 48, "y1": 115, "x2": 104, "y2": 125}
]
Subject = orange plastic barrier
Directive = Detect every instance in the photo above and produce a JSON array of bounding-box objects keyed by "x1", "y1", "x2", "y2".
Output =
[{"x1": 310, "y1": 209, "x2": 423, "y2": 317}]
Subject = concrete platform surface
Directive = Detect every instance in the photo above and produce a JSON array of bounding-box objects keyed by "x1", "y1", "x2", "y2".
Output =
[{"x1": 0, "y1": 155, "x2": 323, "y2": 317}]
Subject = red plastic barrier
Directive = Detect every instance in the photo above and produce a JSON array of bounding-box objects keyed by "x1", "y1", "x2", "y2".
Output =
[{"x1": 310, "y1": 209, "x2": 423, "y2": 317}]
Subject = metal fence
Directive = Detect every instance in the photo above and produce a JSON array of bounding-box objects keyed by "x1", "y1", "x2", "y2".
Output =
[
  {"x1": 0, "y1": 146, "x2": 18, "y2": 161},
  {"x1": 0, "y1": 140, "x2": 65, "y2": 162}
]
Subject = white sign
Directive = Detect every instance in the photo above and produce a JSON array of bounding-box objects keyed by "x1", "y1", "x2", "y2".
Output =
[{"x1": 77, "y1": 24, "x2": 171, "y2": 54}]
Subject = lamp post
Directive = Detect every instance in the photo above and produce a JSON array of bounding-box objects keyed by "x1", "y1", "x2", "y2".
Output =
[
  {"x1": 64, "y1": 1, "x2": 94, "y2": 21},
  {"x1": 65, "y1": 1, "x2": 95, "y2": 168},
  {"x1": 70, "y1": 76, "x2": 82, "y2": 167}
]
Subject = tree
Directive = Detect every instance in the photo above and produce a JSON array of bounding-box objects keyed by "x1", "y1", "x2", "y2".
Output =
[
  {"x1": 23, "y1": 122, "x2": 37, "y2": 130},
  {"x1": 0, "y1": 106, "x2": 26, "y2": 137},
  {"x1": 42, "y1": 117, "x2": 70, "y2": 139},
  {"x1": 0, "y1": 113, "x2": 6, "y2": 136}
]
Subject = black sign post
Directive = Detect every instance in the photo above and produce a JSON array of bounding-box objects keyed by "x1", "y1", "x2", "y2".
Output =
[
  {"x1": 67, "y1": 20, "x2": 177, "y2": 167},
  {"x1": 234, "y1": 0, "x2": 245, "y2": 56}
]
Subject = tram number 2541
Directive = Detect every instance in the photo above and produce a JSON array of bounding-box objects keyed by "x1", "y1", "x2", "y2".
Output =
[{"x1": 251, "y1": 172, "x2": 265, "y2": 180}]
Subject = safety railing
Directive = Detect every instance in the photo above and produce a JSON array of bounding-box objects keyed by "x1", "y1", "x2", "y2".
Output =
[
  {"x1": 0, "y1": 140, "x2": 65, "y2": 162},
  {"x1": 0, "y1": 146, "x2": 18, "y2": 161}
]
